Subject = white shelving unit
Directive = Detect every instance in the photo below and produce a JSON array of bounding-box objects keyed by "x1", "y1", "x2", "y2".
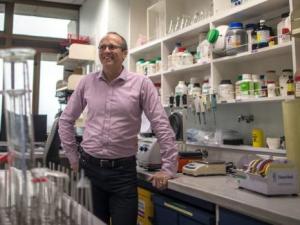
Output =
[
  {"x1": 57, "y1": 43, "x2": 96, "y2": 70},
  {"x1": 128, "y1": 0, "x2": 300, "y2": 155}
]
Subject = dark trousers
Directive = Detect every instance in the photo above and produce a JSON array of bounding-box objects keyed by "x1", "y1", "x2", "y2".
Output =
[{"x1": 79, "y1": 150, "x2": 138, "y2": 225}]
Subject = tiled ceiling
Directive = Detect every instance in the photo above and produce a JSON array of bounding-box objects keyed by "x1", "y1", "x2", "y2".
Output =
[{"x1": 38, "y1": 0, "x2": 85, "y2": 5}]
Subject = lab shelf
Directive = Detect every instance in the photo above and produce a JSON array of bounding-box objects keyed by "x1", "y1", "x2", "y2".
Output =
[
  {"x1": 186, "y1": 143, "x2": 286, "y2": 156},
  {"x1": 217, "y1": 95, "x2": 295, "y2": 104},
  {"x1": 163, "y1": 62, "x2": 210, "y2": 76},
  {"x1": 212, "y1": 0, "x2": 288, "y2": 26},
  {"x1": 212, "y1": 42, "x2": 292, "y2": 64},
  {"x1": 57, "y1": 43, "x2": 96, "y2": 69},
  {"x1": 129, "y1": 39, "x2": 162, "y2": 56}
]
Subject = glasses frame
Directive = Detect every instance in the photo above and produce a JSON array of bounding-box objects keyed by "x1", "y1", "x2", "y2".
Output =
[{"x1": 98, "y1": 44, "x2": 123, "y2": 51}]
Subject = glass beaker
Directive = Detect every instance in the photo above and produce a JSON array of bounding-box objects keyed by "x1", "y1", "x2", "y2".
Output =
[{"x1": 0, "y1": 48, "x2": 36, "y2": 224}]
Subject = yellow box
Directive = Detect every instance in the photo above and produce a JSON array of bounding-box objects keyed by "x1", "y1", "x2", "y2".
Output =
[{"x1": 138, "y1": 187, "x2": 153, "y2": 225}]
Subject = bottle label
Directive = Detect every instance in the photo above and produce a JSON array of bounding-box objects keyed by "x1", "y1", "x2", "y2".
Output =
[
  {"x1": 240, "y1": 81, "x2": 250, "y2": 95},
  {"x1": 226, "y1": 35, "x2": 241, "y2": 49},
  {"x1": 257, "y1": 30, "x2": 270, "y2": 44},
  {"x1": 253, "y1": 82, "x2": 260, "y2": 96},
  {"x1": 287, "y1": 83, "x2": 295, "y2": 93}
]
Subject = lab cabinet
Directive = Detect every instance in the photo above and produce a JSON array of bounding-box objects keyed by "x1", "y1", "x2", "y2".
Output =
[
  {"x1": 219, "y1": 207, "x2": 272, "y2": 225},
  {"x1": 152, "y1": 194, "x2": 215, "y2": 225},
  {"x1": 128, "y1": 0, "x2": 300, "y2": 155}
]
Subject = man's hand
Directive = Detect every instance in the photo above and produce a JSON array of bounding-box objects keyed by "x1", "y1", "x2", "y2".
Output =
[
  {"x1": 148, "y1": 171, "x2": 171, "y2": 190},
  {"x1": 71, "y1": 162, "x2": 79, "y2": 172}
]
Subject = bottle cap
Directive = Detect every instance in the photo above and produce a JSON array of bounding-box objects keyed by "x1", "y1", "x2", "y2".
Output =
[{"x1": 207, "y1": 29, "x2": 219, "y2": 44}]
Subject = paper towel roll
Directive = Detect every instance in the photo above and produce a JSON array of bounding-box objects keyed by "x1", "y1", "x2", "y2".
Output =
[{"x1": 282, "y1": 99, "x2": 300, "y2": 186}]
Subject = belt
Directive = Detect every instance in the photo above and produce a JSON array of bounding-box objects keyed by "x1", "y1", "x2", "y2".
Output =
[{"x1": 78, "y1": 147, "x2": 136, "y2": 169}]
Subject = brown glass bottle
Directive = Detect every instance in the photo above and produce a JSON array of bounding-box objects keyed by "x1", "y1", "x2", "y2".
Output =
[{"x1": 287, "y1": 75, "x2": 295, "y2": 95}]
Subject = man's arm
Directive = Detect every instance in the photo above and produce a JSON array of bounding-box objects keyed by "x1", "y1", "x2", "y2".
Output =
[
  {"x1": 58, "y1": 78, "x2": 87, "y2": 170},
  {"x1": 140, "y1": 78, "x2": 178, "y2": 188}
]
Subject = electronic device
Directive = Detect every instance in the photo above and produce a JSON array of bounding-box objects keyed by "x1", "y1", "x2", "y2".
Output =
[
  {"x1": 182, "y1": 160, "x2": 226, "y2": 176},
  {"x1": 137, "y1": 135, "x2": 161, "y2": 170}
]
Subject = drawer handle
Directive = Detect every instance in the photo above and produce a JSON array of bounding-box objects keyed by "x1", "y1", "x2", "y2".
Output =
[{"x1": 164, "y1": 202, "x2": 193, "y2": 217}]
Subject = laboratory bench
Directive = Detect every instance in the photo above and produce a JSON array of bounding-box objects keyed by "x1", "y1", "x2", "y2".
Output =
[{"x1": 137, "y1": 167, "x2": 300, "y2": 225}]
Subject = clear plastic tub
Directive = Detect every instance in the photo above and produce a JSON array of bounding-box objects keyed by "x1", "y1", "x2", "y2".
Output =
[{"x1": 225, "y1": 22, "x2": 247, "y2": 56}]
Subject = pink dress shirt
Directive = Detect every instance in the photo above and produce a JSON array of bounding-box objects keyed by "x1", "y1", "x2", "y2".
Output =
[{"x1": 58, "y1": 68, "x2": 178, "y2": 176}]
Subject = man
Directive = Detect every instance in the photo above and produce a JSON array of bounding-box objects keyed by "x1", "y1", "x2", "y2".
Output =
[{"x1": 58, "y1": 32, "x2": 178, "y2": 225}]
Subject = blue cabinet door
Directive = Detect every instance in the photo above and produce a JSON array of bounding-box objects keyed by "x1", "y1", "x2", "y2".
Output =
[
  {"x1": 219, "y1": 207, "x2": 272, "y2": 225},
  {"x1": 154, "y1": 205, "x2": 178, "y2": 225}
]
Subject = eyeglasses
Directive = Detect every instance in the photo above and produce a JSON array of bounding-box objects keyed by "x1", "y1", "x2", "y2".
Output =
[{"x1": 98, "y1": 44, "x2": 123, "y2": 51}]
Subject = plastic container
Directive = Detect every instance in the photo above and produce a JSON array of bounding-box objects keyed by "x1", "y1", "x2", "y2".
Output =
[
  {"x1": 136, "y1": 58, "x2": 145, "y2": 74},
  {"x1": 175, "y1": 81, "x2": 188, "y2": 107},
  {"x1": 295, "y1": 75, "x2": 300, "y2": 98},
  {"x1": 240, "y1": 74, "x2": 253, "y2": 99},
  {"x1": 182, "y1": 50, "x2": 193, "y2": 66},
  {"x1": 202, "y1": 78, "x2": 210, "y2": 95},
  {"x1": 196, "y1": 32, "x2": 211, "y2": 64},
  {"x1": 252, "y1": 128, "x2": 264, "y2": 147},
  {"x1": 171, "y1": 42, "x2": 181, "y2": 69},
  {"x1": 190, "y1": 83, "x2": 201, "y2": 97},
  {"x1": 219, "y1": 80, "x2": 234, "y2": 102},
  {"x1": 279, "y1": 69, "x2": 292, "y2": 97},
  {"x1": 225, "y1": 22, "x2": 247, "y2": 55},
  {"x1": 256, "y1": 20, "x2": 270, "y2": 48},
  {"x1": 252, "y1": 74, "x2": 262, "y2": 98},
  {"x1": 187, "y1": 77, "x2": 198, "y2": 95},
  {"x1": 260, "y1": 75, "x2": 268, "y2": 97},
  {"x1": 267, "y1": 80, "x2": 276, "y2": 97},
  {"x1": 277, "y1": 12, "x2": 291, "y2": 44},
  {"x1": 148, "y1": 60, "x2": 157, "y2": 75},
  {"x1": 156, "y1": 57, "x2": 162, "y2": 73}
]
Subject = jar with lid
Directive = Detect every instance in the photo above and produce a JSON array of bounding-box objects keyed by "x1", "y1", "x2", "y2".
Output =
[
  {"x1": 287, "y1": 75, "x2": 295, "y2": 96},
  {"x1": 175, "y1": 47, "x2": 186, "y2": 67},
  {"x1": 245, "y1": 23, "x2": 256, "y2": 51},
  {"x1": 188, "y1": 77, "x2": 198, "y2": 95},
  {"x1": 295, "y1": 74, "x2": 300, "y2": 98},
  {"x1": 148, "y1": 60, "x2": 157, "y2": 75},
  {"x1": 136, "y1": 58, "x2": 145, "y2": 74},
  {"x1": 260, "y1": 75, "x2": 268, "y2": 97},
  {"x1": 240, "y1": 74, "x2": 253, "y2": 99},
  {"x1": 219, "y1": 80, "x2": 234, "y2": 102},
  {"x1": 142, "y1": 60, "x2": 150, "y2": 75},
  {"x1": 235, "y1": 75, "x2": 243, "y2": 100},
  {"x1": 256, "y1": 19, "x2": 271, "y2": 48},
  {"x1": 279, "y1": 69, "x2": 292, "y2": 97},
  {"x1": 156, "y1": 57, "x2": 162, "y2": 73},
  {"x1": 267, "y1": 80, "x2": 276, "y2": 97},
  {"x1": 225, "y1": 22, "x2": 247, "y2": 56},
  {"x1": 202, "y1": 78, "x2": 211, "y2": 95},
  {"x1": 175, "y1": 81, "x2": 188, "y2": 107},
  {"x1": 182, "y1": 50, "x2": 193, "y2": 66},
  {"x1": 252, "y1": 74, "x2": 262, "y2": 97},
  {"x1": 191, "y1": 83, "x2": 201, "y2": 97},
  {"x1": 277, "y1": 12, "x2": 291, "y2": 44}
]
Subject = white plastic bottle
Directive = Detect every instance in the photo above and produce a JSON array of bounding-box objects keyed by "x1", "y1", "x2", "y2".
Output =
[
  {"x1": 252, "y1": 74, "x2": 261, "y2": 98},
  {"x1": 172, "y1": 42, "x2": 181, "y2": 69},
  {"x1": 277, "y1": 12, "x2": 291, "y2": 44},
  {"x1": 240, "y1": 74, "x2": 253, "y2": 99},
  {"x1": 175, "y1": 81, "x2": 188, "y2": 107},
  {"x1": 196, "y1": 33, "x2": 211, "y2": 64},
  {"x1": 187, "y1": 77, "x2": 198, "y2": 95},
  {"x1": 202, "y1": 77, "x2": 211, "y2": 95}
]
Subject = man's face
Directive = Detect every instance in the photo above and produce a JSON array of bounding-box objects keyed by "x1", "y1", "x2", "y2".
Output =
[{"x1": 98, "y1": 34, "x2": 127, "y2": 69}]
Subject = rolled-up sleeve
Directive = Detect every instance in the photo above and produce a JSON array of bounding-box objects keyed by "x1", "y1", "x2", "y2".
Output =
[
  {"x1": 140, "y1": 78, "x2": 178, "y2": 176},
  {"x1": 58, "y1": 78, "x2": 87, "y2": 165}
]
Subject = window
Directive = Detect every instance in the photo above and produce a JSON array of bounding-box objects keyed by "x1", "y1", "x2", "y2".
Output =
[
  {"x1": 13, "y1": 4, "x2": 78, "y2": 38},
  {"x1": 39, "y1": 53, "x2": 64, "y2": 132},
  {"x1": 0, "y1": 4, "x2": 5, "y2": 31}
]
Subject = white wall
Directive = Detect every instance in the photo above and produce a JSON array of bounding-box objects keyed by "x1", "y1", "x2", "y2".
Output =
[{"x1": 79, "y1": 0, "x2": 129, "y2": 68}]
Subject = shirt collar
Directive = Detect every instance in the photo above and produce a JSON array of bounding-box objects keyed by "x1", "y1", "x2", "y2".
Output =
[{"x1": 97, "y1": 67, "x2": 128, "y2": 82}]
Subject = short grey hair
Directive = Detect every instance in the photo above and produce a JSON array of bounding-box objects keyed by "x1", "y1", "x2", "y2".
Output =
[{"x1": 106, "y1": 31, "x2": 128, "y2": 51}]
